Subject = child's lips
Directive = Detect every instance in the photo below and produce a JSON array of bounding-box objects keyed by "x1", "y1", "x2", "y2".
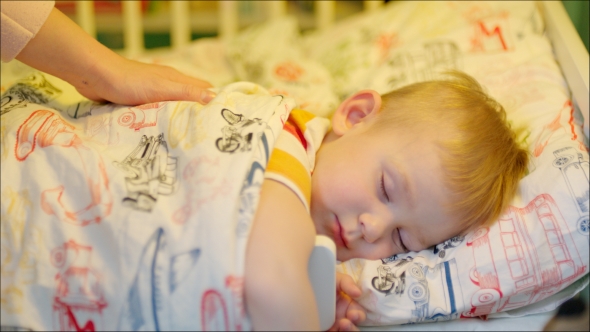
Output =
[{"x1": 333, "y1": 215, "x2": 349, "y2": 249}]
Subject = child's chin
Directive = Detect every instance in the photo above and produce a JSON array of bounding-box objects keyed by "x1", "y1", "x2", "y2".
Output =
[{"x1": 336, "y1": 249, "x2": 354, "y2": 262}]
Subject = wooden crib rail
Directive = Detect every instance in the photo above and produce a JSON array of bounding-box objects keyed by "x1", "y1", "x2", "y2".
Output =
[{"x1": 73, "y1": 1, "x2": 384, "y2": 58}]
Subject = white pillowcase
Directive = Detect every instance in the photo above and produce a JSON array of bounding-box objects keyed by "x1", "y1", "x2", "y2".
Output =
[
  {"x1": 302, "y1": 1, "x2": 588, "y2": 325},
  {"x1": 224, "y1": 17, "x2": 340, "y2": 118}
]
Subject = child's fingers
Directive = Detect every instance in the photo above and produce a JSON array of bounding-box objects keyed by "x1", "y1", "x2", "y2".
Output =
[
  {"x1": 345, "y1": 301, "x2": 367, "y2": 324},
  {"x1": 335, "y1": 292, "x2": 352, "y2": 324},
  {"x1": 337, "y1": 318, "x2": 360, "y2": 331},
  {"x1": 336, "y1": 272, "x2": 362, "y2": 298},
  {"x1": 326, "y1": 318, "x2": 357, "y2": 332}
]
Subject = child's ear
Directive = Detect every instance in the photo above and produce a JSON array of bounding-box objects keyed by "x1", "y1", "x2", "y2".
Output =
[{"x1": 332, "y1": 90, "x2": 382, "y2": 136}]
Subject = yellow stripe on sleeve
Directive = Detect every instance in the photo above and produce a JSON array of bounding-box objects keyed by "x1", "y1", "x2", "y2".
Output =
[
  {"x1": 266, "y1": 148, "x2": 311, "y2": 206},
  {"x1": 289, "y1": 109, "x2": 317, "y2": 134}
]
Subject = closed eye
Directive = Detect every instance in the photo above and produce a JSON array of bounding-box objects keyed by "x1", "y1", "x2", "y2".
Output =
[
  {"x1": 398, "y1": 229, "x2": 409, "y2": 252},
  {"x1": 392, "y1": 228, "x2": 408, "y2": 253},
  {"x1": 380, "y1": 173, "x2": 390, "y2": 202},
  {"x1": 400, "y1": 239, "x2": 408, "y2": 253}
]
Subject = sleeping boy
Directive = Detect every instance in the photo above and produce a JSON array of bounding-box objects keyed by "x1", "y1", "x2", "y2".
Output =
[{"x1": 245, "y1": 71, "x2": 529, "y2": 330}]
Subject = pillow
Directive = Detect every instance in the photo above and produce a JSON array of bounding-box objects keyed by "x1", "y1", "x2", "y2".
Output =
[
  {"x1": 224, "y1": 16, "x2": 340, "y2": 118},
  {"x1": 315, "y1": 1, "x2": 590, "y2": 326},
  {"x1": 137, "y1": 38, "x2": 239, "y2": 88},
  {"x1": 303, "y1": 1, "x2": 475, "y2": 100}
]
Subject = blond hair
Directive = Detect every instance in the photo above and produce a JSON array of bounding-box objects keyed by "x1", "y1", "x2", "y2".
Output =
[{"x1": 373, "y1": 71, "x2": 529, "y2": 232}]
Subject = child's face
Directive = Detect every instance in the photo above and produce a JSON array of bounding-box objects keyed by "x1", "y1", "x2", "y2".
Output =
[{"x1": 311, "y1": 122, "x2": 464, "y2": 261}]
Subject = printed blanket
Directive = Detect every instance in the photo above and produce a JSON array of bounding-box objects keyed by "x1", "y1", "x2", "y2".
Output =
[{"x1": 0, "y1": 77, "x2": 292, "y2": 331}]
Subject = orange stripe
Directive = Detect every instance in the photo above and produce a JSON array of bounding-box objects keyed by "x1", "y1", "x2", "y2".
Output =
[
  {"x1": 266, "y1": 148, "x2": 311, "y2": 205},
  {"x1": 288, "y1": 109, "x2": 316, "y2": 134},
  {"x1": 283, "y1": 121, "x2": 307, "y2": 150}
]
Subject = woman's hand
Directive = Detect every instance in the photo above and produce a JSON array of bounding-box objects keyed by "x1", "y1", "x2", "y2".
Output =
[
  {"x1": 15, "y1": 7, "x2": 215, "y2": 106},
  {"x1": 75, "y1": 56, "x2": 215, "y2": 105},
  {"x1": 328, "y1": 272, "x2": 367, "y2": 331}
]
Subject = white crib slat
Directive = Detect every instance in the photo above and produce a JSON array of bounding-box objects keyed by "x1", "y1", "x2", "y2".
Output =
[
  {"x1": 219, "y1": 1, "x2": 238, "y2": 40},
  {"x1": 122, "y1": 1, "x2": 144, "y2": 57},
  {"x1": 171, "y1": 1, "x2": 191, "y2": 50},
  {"x1": 541, "y1": 1, "x2": 589, "y2": 139},
  {"x1": 315, "y1": 1, "x2": 335, "y2": 31},
  {"x1": 75, "y1": 1, "x2": 96, "y2": 38},
  {"x1": 266, "y1": 1, "x2": 287, "y2": 19},
  {"x1": 364, "y1": 0, "x2": 383, "y2": 12}
]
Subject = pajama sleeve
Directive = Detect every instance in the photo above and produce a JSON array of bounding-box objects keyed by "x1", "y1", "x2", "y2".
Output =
[
  {"x1": 265, "y1": 109, "x2": 331, "y2": 211},
  {"x1": 1, "y1": 1, "x2": 55, "y2": 62}
]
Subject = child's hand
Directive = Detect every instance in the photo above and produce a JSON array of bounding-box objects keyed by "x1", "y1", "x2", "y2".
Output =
[{"x1": 328, "y1": 272, "x2": 367, "y2": 331}]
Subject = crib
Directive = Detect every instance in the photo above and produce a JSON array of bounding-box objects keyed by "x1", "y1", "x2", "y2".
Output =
[
  {"x1": 1, "y1": 1, "x2": 589, "y2": 331},
  {"x1": 63, "y1": 0, "x2": 588, "y2": 137}
]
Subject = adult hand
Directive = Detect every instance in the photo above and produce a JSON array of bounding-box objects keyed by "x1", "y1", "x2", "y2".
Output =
[
  {"x1": 74, "y1": 56, "x2": 215, "y2": 106},
  {"x1": 328, "y1": 272, "x2": 367, "y2": 331},
  {"x1": 15, "y1": 7, "x2": 216, "y2": 107}
]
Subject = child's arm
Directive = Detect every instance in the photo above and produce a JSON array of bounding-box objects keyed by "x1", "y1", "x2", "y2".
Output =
[{"x1": 245, "y1": 179, "x2": 320, "y2": 330}]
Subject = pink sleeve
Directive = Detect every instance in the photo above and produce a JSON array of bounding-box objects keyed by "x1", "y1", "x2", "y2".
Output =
[{"x1": 1, "y1": 1, "x2": 55, "y2": 62}]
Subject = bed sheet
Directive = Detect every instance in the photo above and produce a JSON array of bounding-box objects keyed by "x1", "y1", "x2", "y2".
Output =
[
  {"x1": 0, "y1": 73, "x2": 293, "y2": 330},
  {"x1": 1, "y1": 0, "x2": 589, "y2": 330},
  {"x1": 361, "y1": 310, "x2": 556, "y2": 331},
  {"x1": 200, "y1": 0, "x2": 588, "y2": 328},
  {"x1": 306, "y1": 1, "x2": 589, "y2": 326}
]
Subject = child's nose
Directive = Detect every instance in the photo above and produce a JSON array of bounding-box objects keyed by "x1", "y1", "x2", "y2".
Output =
[{"x1": 359, "y1": 213, "x2": 386, "y2": 243}]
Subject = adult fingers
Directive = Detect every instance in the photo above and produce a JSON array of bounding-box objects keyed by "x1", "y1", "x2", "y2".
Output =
[
  {"x1": 155, "y1": 63, "x2": 213, "y2": 89},
  {"x1": 175, "y1": 72, "x2": 213, "y2": 89},
  {"x1": 162, "y1": 81, "x2": 217, "y2": 105}
]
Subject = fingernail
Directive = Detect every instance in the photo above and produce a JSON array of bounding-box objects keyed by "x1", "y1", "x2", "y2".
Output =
[{"x1": 201, "y1": 90, "x2": 216, "y2": 103}]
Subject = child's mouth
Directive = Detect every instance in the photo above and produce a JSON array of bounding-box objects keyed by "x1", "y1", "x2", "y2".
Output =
[{"x1": 334, "y1": 215, "x2": 348, "y2": 249}]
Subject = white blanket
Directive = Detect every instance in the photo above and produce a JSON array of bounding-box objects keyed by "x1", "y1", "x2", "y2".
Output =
[{"x1": 0, "y1": 79, "x2": 292, "y2": 331}]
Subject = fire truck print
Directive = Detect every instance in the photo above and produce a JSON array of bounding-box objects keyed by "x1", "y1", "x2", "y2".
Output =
[
  {"x1": 433, "y1": 235, "x2": 465, "y2": 258},
  {"x1": 200, "y1": 278, "x2": 248, "y2": 331},
  {"x1": 1, "y1": 72, "x2": 61, "y2": 115},
  {"x1": 118, "y1": 227, "x2": 202, "y2": 331},
  {"x1": 372, "y1": 258, "x2": 464, "y2": 323},
  {"x1": 552, "y1": 147, "x2": 589, "y2": 236},
  {"x1": 118, "y1": 102, "x2": 165, "y2": 132},
  {"x1": 470, "y1": 19, "x2": 512, "y2": 53},
  {"x1": 114, "y1": 133, "x2": 178, "y2": 212},
  {"x1": 216, "y1": 108, "x2": 264, "y2": 153},
  {"x1": 385, "y1": 41, "x2": 461, "y2": 91},
  {"x1": 51, "y1": 240, "x2": 107, "y2": 332},
  {"x1": 372, "y1": 257, "x2": 411, "y2": 296},
  {"x1": 532, "y1": 101, "x2": 587, "y2": 157},
  {"x1": 464, "y1": 194, "x2": 587, "y2": 317},
  {"x1": 15, "y1": 109, "x2": 113, "y2": 226}
]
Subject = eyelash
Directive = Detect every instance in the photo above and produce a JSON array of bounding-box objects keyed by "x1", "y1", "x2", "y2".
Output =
[
  {"x1": 380, "y1": 174, "x2": 390, "y2": 202},
  {"x1": 398, "y1": 230, "x2": 410, "y2": 252},
  {"x1": 398, "y1": 229, "x2": 409, "y2": 252},
  {"x1": 393, "y1": 228, "x2": 410, "y2": 253}
]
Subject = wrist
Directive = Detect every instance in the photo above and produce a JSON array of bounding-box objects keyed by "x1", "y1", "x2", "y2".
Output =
[{"x1": 74, "y1": 47, "x2": 123, "y2": 91}]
